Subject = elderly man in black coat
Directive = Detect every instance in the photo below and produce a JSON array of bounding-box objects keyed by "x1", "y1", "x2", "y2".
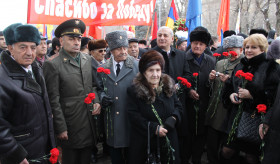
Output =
[
  {"x1": 152, "y1": 26, "x2": 192, "y2": 164},
  {"x1": 185, "y1": 28, "x2": 216, "y2": 164},
  {"x1": 0, "y1": 23, "x2": 56, "y2": 164}
]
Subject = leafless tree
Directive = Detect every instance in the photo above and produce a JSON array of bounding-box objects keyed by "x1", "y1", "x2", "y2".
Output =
[{"x1": 255, "y1": 0, "x2": 272, "y2": 30}]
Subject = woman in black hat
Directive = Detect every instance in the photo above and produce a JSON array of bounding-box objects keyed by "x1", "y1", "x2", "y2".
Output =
[{"x1": 126, "y1": 50, "x2": 182, "y2": 164}]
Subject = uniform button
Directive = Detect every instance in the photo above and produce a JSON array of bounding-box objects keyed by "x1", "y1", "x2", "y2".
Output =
[
  {"x1": 116, "y1": 97, "x2": 118, "y2": 100},
  {"x1": 116, "y1": 112, "x2": 119, "y2": 115},
  {"x1": 115, "y1": 83, "x2": 118, "y2": 85}
]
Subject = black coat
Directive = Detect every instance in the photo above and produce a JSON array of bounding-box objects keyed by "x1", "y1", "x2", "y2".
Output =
[
  {"x1": 223, "y1": 53, "x2": 280, "y2": 132},
  {"x1": 126, "y1": 74, "x2": 182, "y2": 164},
  {"x1": 185, "y1": 50, "x2": 216, "y2": 134},
  {"x1": 0, "y1": 51, "x2": 55, "y2": 163},
  {"x1": 262, "y1": 84, "x2": 280, "y2": 164},
  {"x1": 152, "y1": 46, "x2": 192, "y2": 136},
  {"x1": 222, "y1": 53, "x2": 280, "y2": 154}
]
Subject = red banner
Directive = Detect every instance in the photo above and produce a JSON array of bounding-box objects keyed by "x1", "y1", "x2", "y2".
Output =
[{"x1": 27, "y1": 0, "x2": 155, "y2": 26}]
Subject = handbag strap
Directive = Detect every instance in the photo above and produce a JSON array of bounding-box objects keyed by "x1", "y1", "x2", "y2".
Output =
[
  {"x1": 156, "y1": 125, "x2": 160, "y2": 160},
  {"x1": 147, "y1": 121, "x2": 151, "y2": 156}
]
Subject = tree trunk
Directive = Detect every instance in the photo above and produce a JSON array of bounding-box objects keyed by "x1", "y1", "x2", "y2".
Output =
[
  {"x1": 276, "y1": 1, "x2": 280, "y2": 35},
  {"x1": 255, "y1": 0, "x2": 272, "y2": 30}
]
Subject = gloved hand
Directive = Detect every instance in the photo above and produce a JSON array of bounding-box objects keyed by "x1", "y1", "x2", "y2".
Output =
[
  {"x1": 164, "y1": 116, "x2": 177, "y2": 131},
  {"x1": 101, "y1": 95, "x2": 113, "y2": 108}
]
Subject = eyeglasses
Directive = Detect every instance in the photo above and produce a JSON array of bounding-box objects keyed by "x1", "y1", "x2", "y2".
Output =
[{"x1": 97, "y1": 49, "x2": 106, "y2": 53}]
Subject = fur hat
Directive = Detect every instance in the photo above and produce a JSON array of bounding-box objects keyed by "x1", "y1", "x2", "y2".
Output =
[
  {"x1": 3, "y1": 23, "x2": 41, "y2": 45},
  {"x1": 223, "y1": 30, "x2": 236, "y2": 38},
  {"x1": 249, "y1": 28, "x2": 268, "y2": 37},
  {"x1": 190, "y1": 30, "x2": 211, "y2": 46},
  {"x1": 88, "y1": 39, "x2": 108, "y2": 51},
  {"x1": 267, "y1": 40, "x2": 280, "y2": 60},
  {"x1": 139, "y1": 50, "x2": 165, "y2": 74},
  {"x1": 0, "y1": 31, "x2": 3, "y2": 36},
  {"x1": 223, "y1": 35, "x2": 244, "y2": 49},
  {"x1": 105, "y1": 30, "x2": 128, "y2": 51}
]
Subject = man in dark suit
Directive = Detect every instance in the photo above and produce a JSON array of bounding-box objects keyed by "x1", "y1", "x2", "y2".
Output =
[{"x1": 0, "y1": 23, "x2": 55, "y2": 164}]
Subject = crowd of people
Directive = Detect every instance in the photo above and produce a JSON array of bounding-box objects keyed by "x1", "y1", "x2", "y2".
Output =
[{"x1": 0, "y1": 18, "x2": 280, "y2": 164}]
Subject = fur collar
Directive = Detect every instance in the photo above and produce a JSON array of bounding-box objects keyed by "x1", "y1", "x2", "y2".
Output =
[
  {"x1": 133, "y1": 73, "x2": 175, "y2": 103},
  {"x1": 104, "y1": 55, "x2": 134, "y2": 69}
]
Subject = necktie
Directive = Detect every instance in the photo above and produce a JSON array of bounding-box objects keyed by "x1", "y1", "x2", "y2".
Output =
[
  {"x1": 116, "y1": 63, "x2": 120, "y2": 76},
  {"x1": 27, "y1": 70, "x2": 34, "y2": 80}
]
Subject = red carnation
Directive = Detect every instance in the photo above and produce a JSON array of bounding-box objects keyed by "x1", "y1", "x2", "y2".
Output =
[
  {"x1": 193, "y1": 73, "x2": 199, "y2": 77},
  {"x1": 84, "y1": 97, "x2": 92, "y2": 104},
  {"x1": 213, "y1": 53, "x2": 221, "y2": 57},
  {"x1": 229, "y1": 51, "x2": 238, "y2": 57},
  {"x1": 50, "y1": 148, "x2": 59, "y2": 157},
  {"x1": 49, "y1": 156, "x2": 58, "y2": 164},
  {"x1": 242, "y1": 72, "x2": 254, "y2": 81},
  {"x1": 88, "y1": 93, "x2": 96, "y2": 100},
  {"x1": 103, "y1": 69, "x2": 111, "y2": 75},
  {"x1": 178, "y1": 27, "x2": 183, "y2": 30},
  {"x1": 235, "y1": 70, "x2": 244, "y2": 79},
  {"x1": 223, "y1": 52, "x2": 229, "y2": 57},
  {"x1": 97, "y1": 67, "x2": 105, "y2": 73},
  {"x1": 256, "y1": 104, "x2": 267, "y2": 113},
  {"x1": 180, "y1": 24, "x2": 184, "y2": 27},
  {"x1": 177, "y1": 77, "x2": 183, "y2": 81}
]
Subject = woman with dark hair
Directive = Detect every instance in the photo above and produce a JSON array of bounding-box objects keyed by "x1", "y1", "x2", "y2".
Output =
[
  {"x1": 126, "y1": 50, "x2": 182, "y2": 164},
  {"x1": 221, "y1": 34, "x2": 280, "y2": 164}
]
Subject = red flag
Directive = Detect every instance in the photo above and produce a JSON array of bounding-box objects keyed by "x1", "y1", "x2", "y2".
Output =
[
  {"x1": 217, "y1": 0, "x2": 230, "y2": 40},
  {"x1": 89, "y1": 26, "x2": 102, "y2": 39},
  {"x1": 152, "y1": 12, "x2": 158, "y2": 40}
]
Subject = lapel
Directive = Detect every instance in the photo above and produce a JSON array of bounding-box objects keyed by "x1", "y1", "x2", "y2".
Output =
[{"x1": 1, "y1": 51, "x2": 42, "y2": 95}]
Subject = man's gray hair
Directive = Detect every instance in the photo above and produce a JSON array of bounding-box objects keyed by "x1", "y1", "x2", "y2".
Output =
[{"x1": 158, "y1": 26, "x2": 174, "y2": 37}]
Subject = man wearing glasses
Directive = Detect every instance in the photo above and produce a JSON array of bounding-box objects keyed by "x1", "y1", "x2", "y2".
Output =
[{"x1": 88, "y1": 39, "x2": 107, "y2": 66}]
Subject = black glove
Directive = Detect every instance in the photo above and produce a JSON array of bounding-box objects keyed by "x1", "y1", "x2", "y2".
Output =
[
  {"x1": 101, "y1": 95, "x2": 113, "y2": 108},
  {"x1": 164, "y1": 116, "x2": 176, "y2": 131}
]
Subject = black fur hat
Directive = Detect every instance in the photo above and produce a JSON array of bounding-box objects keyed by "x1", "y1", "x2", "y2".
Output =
[
  {"x1": 249, "y1": 28, "x2": 268, "y2": 37},
  {"x1": 139, "y1": 50, "x2": 165, "y2": 74},
  {"x1": 3, "y1": 23, "x2": 40, "y2": 45},
  {"x1": 223, "y1": 30, "x2": 236, "y2": 38},
  {"x1": 190, "y1": 30, "x2": 211, "y2": 46}
]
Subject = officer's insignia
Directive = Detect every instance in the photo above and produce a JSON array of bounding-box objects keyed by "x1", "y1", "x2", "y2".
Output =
[
  {"x1": 73, "y1": 28, "x2": 80, "y2": 33},
  {"x1": 75, "y1": 20, "x2": 80, "y2": 25},
  {"x1": 120, "y1": 36, "x2": 122, "y2": 39}
]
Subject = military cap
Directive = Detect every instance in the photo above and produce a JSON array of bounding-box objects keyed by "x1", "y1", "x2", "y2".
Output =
[
  {"x1": 105, "y1": 30, "x2": 128, "y2": 51},
  {"x1": 128, "y1": 38, "x2": 139, "y2": 43},
  {"x1": 223, "y1": 35, "x2": 244, "y2": 49},
  {"x1": 3, "y1": 23, "x2": 41, "y2": 45},
  {"x1": 55, "y1": 19, "x2": 86, "y2": 38}
]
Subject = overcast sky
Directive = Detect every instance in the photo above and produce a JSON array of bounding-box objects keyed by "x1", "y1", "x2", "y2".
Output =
[{"x1": 0, "y1": 0, "x2": 28, "y2": 30}]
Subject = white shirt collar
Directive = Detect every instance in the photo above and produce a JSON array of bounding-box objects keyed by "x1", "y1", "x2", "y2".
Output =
[{"x1": 112, "y1": 57, "x2": 124, "y2": 76}]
